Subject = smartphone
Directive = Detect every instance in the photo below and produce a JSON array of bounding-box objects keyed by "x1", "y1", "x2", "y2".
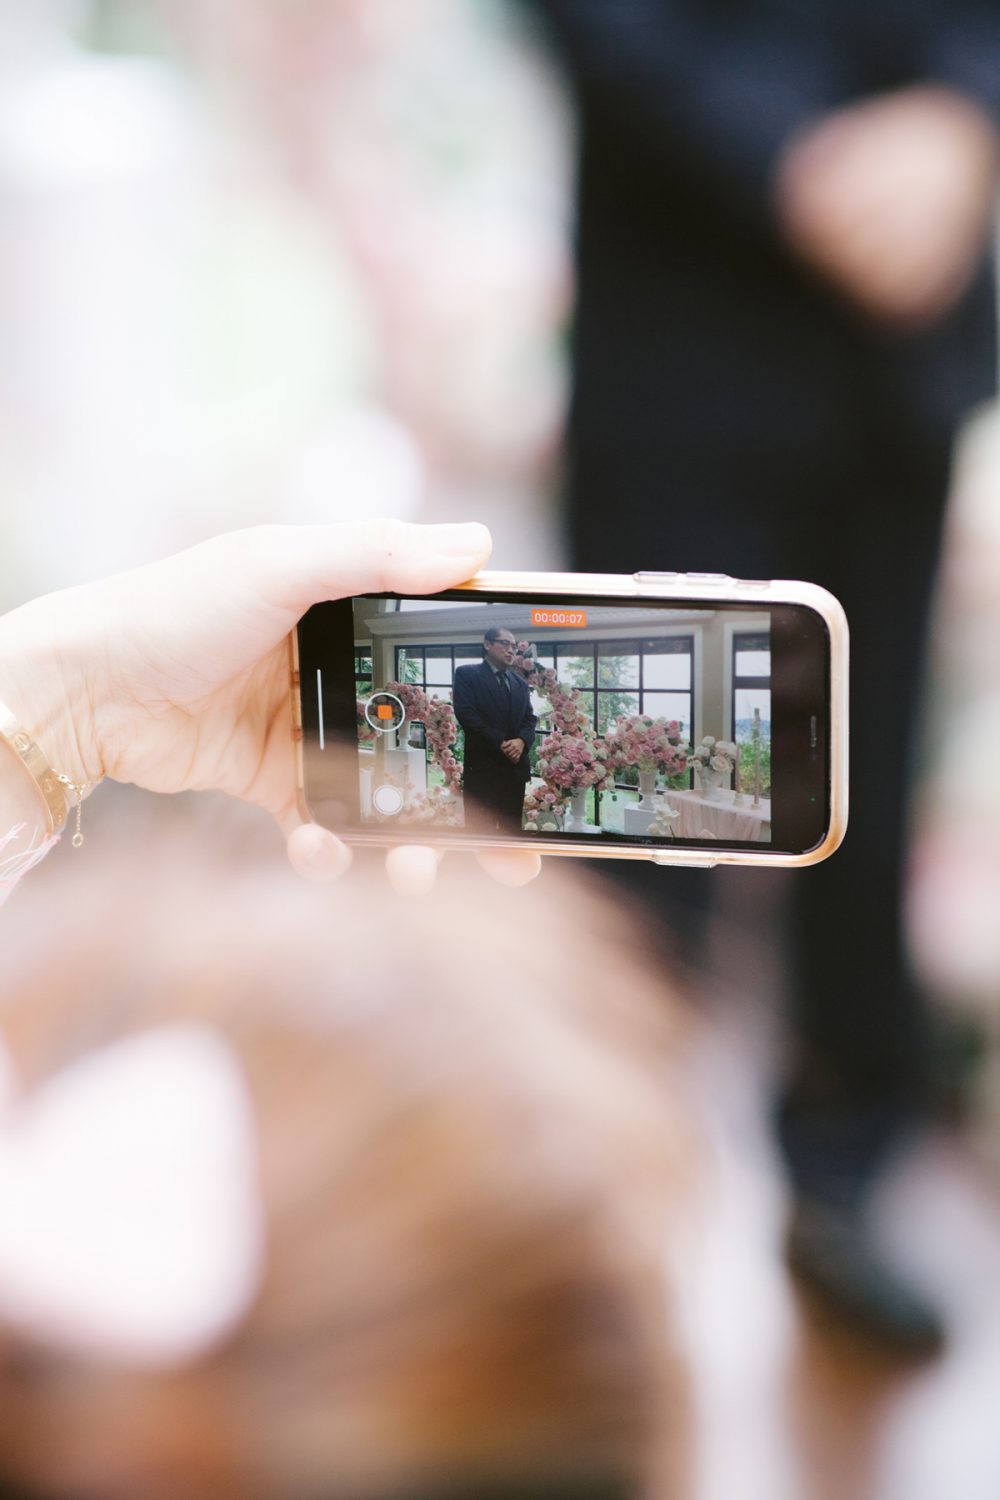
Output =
[{"x1": 292, "y1": 570, "x2": 847, "y2": 868}]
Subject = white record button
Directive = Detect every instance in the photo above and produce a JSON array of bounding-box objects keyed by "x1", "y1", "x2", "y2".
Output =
[{"x1": 372, "y1": 784, "x2": 405, "y2": 816}]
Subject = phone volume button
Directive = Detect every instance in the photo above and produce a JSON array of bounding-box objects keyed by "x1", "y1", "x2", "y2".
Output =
[
  {"x1": 633, "y1": 571, "x2": 682, "y2": 582},
  {"x1": 651, "y1": 853, "x2": 717, "y2": 869}
]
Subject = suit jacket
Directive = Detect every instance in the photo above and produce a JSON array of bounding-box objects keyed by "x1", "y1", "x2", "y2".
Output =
[
  {"x1": 453, "y1": 662, "x2": 537, "y2": 790},
  {"x1": 532, "y1": 0, "x2": 1000, "y2": 512}
]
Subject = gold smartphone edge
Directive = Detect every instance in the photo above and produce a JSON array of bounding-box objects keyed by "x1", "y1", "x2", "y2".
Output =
[
  {"x1": 289, "y1": 629, "x2": 312, "y2": 827},
  {"x1": 291, "y1": 570, "x2": 849, "y2": 870}
]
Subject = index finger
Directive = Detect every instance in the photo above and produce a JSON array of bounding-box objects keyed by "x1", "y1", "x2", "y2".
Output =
[{"x1": 244, "y1": 520, "x2": 493, "y2": 623}]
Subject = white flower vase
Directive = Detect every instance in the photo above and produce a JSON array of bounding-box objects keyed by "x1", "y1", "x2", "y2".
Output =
[
  {"x1": 565, "y1": 787, "x2": 592, "y2": 832},
  {"x1": 638, "y1": 768, "x2": 658, "y2": 809},
  {"x1": 698, "y1": 765, "x2": 724, "y2": 799}
]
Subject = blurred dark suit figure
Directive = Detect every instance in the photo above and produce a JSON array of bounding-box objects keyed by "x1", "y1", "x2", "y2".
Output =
[
  {"x1": 534, "y1": 0, "x2": 1000, "y2": 1341},
  {"x1": 455, "y1": 628, "x2": 536, "y2": 831}
]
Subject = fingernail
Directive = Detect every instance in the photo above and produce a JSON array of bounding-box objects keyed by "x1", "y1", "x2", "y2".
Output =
[
  {"x1": 427, "y1": 523, "x2": 491, "y2": 557},
  {"x1": 288, "y1": 825, "x2": 352, "y2": 883}
]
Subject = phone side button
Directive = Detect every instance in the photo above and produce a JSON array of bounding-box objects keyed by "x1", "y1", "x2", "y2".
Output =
[
  {"x1": 633, "y1": 570, "x2": 682, "y2": 583},
  {"x1": 650, "y1": 853, "x2": 716, "y2": 869}
]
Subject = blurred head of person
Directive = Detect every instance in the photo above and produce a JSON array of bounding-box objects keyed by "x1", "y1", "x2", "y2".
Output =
[{"x1": 0, "y1": 823, "x2": 695, "y2": 1500}]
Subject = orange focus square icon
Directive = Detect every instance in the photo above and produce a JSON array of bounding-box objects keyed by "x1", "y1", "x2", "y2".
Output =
[{"x1": 376, "y1": 703, "x2": 394, "y2": 721}]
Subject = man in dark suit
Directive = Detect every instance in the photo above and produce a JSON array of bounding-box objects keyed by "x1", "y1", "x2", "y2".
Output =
[
  {"x1": 533, "y1": 0, "x2": 1000, "y2": 1344},
  {"x1": 454, "y1": 627, "x2": 536, "y2": 832}
]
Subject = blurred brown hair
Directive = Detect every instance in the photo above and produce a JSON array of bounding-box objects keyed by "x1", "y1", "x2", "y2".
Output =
[{"x1": 0, "y1": 819, "x2": 695, "y2": 1500}]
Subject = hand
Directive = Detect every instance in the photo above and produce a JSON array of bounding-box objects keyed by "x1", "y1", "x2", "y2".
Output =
[
  {"x1": 775, "y1": 86, "x2": 1000, "y2": 325},
  {"x1": 501, "y1": 737, "x2": 525, "y2": 763},
  {"x1": 0, "y1": 522, "x2": 541, "y2": 889}
]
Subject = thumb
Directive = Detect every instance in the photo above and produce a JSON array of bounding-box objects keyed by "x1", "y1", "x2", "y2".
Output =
[{"x1": 234, "y1": 520, "x2": 492, "y2": 623}]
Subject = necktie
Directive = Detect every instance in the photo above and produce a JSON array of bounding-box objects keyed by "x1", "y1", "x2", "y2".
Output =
[{"x1": 497, "y1": 670, "x2": 510, "y2": 698}]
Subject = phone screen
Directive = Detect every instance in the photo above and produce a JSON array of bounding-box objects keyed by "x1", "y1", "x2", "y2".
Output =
[{"x1": 297, "y1": 590, "x2": 832, "y2": 856}]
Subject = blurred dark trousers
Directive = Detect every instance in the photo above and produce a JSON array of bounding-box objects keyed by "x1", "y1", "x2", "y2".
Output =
[{"x1": 569, "y1": 416, "x2": 952, "y2": 1139}]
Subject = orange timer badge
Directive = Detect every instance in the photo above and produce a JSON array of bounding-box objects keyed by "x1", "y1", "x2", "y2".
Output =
[{"x1": 530, "y1": 607, "x2": 588, "y2": 628}]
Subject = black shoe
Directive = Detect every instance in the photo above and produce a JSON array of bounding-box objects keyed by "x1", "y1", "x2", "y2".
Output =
[{"x1": 786, "y1": 1194, "x2": 945, "y2": 1354}]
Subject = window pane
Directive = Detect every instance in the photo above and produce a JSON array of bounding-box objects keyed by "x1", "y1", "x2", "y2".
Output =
[
  {"x1": 644, "y1": 652, "x2": 691, "y2": 689},
  {"x1": 398, "y1": 648, "x2": 424, "y2": 684},
  {"x1": 598, "y1": 787, "x2": 639, "y2": 834},
  {"x1": 427, "y1": 685, "x2": 453, "y2": 703},
  {"x1": 598, "y1": 690, "x2": 639, "y2": 734},
  {"x1": 735, "y1": 650, "x2": 770, "y2": 678},
  {"x1": 356, "y1": 679, "x2": 372, "y2": 698},
  {"x1": 642, "y1": 693, "x2": 691, "y2": 737},
  {"x1": 598, "y1": 646, "x2": 640, "y2": 689},
  {"x1": 425, "y1": 646, "x2": 453, "y2": 685},
  {"x1": 643, "y1": 634, "x2": 689, "y2": 652},
  {"x1": 557, "y1": 651, "x2": 594, "y2": 688},
  {"x1": 734, "y1": 688, "x2": 771, "y2": 739}
]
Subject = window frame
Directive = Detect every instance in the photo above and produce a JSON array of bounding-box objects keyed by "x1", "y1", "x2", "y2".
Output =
[
  {"x1": 389, "y1": 637, "x2": 695, "y2": 744},
  {"x1": 384, "y1": 636, "x2": 696, "y2": 818},
  {"x1": 730, "y1": 630, "x2": 771, "y2": 790}
]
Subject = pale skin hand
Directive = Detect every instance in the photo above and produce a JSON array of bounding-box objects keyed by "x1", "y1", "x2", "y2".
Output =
[
  {"x1": 501, "y1": 737, "x2": 525, "y2": 763},
  {"x1": 775, "y1": 86, "x2": 1000, "y2": 326},
  {"x1": 0, "y1": 521, "x2": 541, "y2": 891}
]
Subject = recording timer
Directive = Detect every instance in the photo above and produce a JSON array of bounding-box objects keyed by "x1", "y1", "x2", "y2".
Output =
[{"x1": 530, "y1": 607, "x2": 588, "y2": 628}]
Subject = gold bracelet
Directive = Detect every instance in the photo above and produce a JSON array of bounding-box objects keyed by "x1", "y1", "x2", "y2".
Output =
[
  {"x1": 0, "y1": 701, "x2": 67, "y2": 836},
  {"x1": 0, "y1": 701, "x2": 100, "y2": 845}
]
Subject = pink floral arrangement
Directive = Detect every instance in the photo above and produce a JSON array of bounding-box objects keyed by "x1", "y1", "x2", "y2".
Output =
[
  {"x1": 372, "y1": 782, "x2": 463, "y2": 827},
  {"x1": 386, "y1": 680, "x2": 430, "y2": 723},
  {"x1": 384, "y1": 681, "x2": 462, "y2": 794},
  {"x1": 605, "y1": 715, "x2": 689, "y2": 777},
  {"x1": 511, "y1": 640, "x2": 538, "y2": 679},
  {"x1": 522, "y1": 784, "x2": 565, "y2": 830},
  {"x1": 357, "y1": 700, "x2": 376, "y2": 745},
  {"x1": 513, "y1": 641, "x2": 612, "y2": 803},
  {"x1": 512, "y1": 642, "x2": 591, "y2": 735},
  {"x1": 400, "y1": 786, "x2": 463, "y2": 826},
  {"x1": 423, "y1": 697, "x2": 463, "y2": 794},
  {"x1": 535, "y1": 730, "x2": 614, "y2": 795}
]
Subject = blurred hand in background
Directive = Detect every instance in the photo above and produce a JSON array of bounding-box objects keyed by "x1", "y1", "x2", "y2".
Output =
[{"x1": 776, "y1": 86, "x2": 1000, "y2": 325}]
